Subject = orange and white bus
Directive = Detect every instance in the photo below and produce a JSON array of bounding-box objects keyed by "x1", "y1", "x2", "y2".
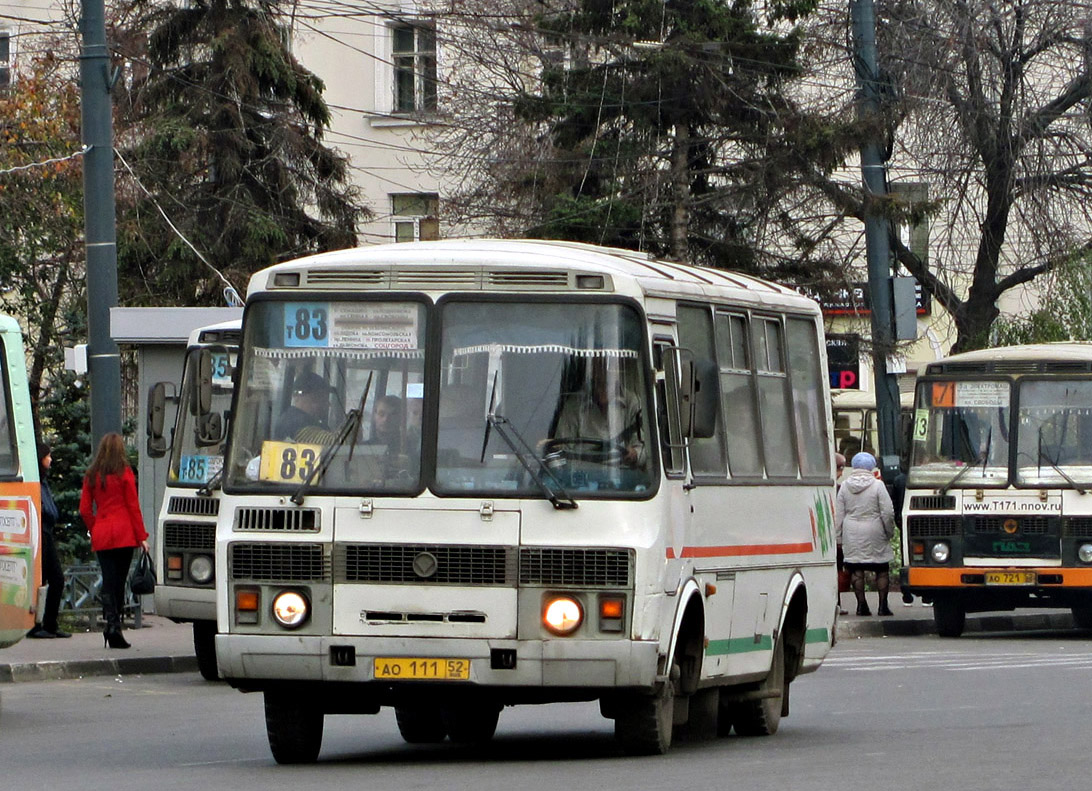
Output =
[
  {"x1": 903, "y1": 343, "x2": 1092, "y2": 636},
  {"x1": 0, "y1": 313, "x2": 41, "y2": 649},
  {"x1": 215, "y1": 239, "x2": 837, "y2": 761}
]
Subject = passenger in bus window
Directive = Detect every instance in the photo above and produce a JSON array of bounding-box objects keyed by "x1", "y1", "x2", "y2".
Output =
[
  {"x1": 835, "y1": 451, "x2": 896, "y2": 617},
  {"x1": 274, "y1": 371, "x2": 333, "y2": 443},
  {"x1": 553, "y1": 358, "x2": 645, "y2": 467},
  {"x1": 368, "y1": 395, "x2": 408, "y2": 454}
]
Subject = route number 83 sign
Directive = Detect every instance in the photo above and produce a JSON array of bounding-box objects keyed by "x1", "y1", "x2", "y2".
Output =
[{"x1": 259, "y1": 441, "x2": 326, "y2": 483}]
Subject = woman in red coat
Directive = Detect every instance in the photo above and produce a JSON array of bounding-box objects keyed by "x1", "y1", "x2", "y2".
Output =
[{"x1": 80, "y1": 433, "x2": 149, "y2": 648}]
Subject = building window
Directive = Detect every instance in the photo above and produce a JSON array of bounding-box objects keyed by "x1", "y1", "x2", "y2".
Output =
[
  {"x1": 391, "y1": 193, "x2": 439, "y2": 242},
  {"x1": 0, "y1": 30, "x2": 11, "y2": 90},
  {"x1": 392, "y1": 22, "x2": 436, "y2": 114}
]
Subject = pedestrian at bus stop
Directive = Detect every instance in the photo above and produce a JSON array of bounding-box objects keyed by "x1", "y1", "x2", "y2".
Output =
[
  {"x1": 27, "y1": 441, "x2": 71, "y2": 639},
  {"x1": 835, "y1": 451, "x2": 897, "y2": 616},
  {"x1": 79, "y1": 432, "x2": 150, "y2": 649}
]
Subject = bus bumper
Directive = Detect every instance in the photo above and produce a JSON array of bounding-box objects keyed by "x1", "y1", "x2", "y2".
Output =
[
  {"x1": 216, "y1": 633, "x2": 660, "y2": 689},
  {"x1": 154, "y1": 585, "x2": 215, "y2": 622}
]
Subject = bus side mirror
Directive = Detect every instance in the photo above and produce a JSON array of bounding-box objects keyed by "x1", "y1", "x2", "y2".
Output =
[
  {"x1": 680, "y1": 358, "x2": 719, "y2": 439},
  {"x1": 195, "y1": 349, "x2": 214, "y2": 415},
  {"x1": 147, "y1": 382, "x2": 167, "y2": 458},
  {"x1": 195, "y1": 412, "x2": 224, "y2": 447}
]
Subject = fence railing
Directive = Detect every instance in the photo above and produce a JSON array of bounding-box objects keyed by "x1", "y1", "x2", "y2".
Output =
[{"x1": 59, "y1": 564, "x2": 144, "y2": 628}]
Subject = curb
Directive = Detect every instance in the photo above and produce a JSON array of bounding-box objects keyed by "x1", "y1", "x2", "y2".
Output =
[
  {"x1": 0, "y1": 655, "x2": 198, "y2": 684},
  {"x1": 836, "y1": 611, "x2": 1076, "y2": 639}
]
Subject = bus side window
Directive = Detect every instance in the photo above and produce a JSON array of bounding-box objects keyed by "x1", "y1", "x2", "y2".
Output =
[
  {"x1": 0, "y1": 344, "x2": 16, "y2": 477},
  {"x1": 678, "y1": 305, "x2": 726, "y2": 478},
  {"x1": 654, "y1": 339, "x2": 685, "y2": 476}
]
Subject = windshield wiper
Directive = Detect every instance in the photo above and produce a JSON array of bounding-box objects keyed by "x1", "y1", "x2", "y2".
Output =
[
  {"x1": 478, "y1": 373, "x2": 576, "y2": 509},
  {"x1": 1037, "y1": 426, "x2": 1088, "y2": 495},
  {"x1": 939, "y1": 427, "x2": 992, "y2": 496},
  {"x1": 291, "y1": 372, "x2": 373, "y2": 506},
  {"x1": 197, "y1": 465, "x2": 223, "y2": 497}
]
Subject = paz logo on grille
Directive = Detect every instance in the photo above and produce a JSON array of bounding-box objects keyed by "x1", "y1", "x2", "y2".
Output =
[
  {"x1": 412, "y1": 552, "x2": 439, "y2": 579},
  {"x1": 1003, "y1": 518, "x2": 1019, "y2": 534}
]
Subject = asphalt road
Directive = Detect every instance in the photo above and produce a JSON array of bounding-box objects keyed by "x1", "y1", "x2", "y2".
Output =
[{"x1": 2, "y1": 629, "x2": 1090, "y2": 791}]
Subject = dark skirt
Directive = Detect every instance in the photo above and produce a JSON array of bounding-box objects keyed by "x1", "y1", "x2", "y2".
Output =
[{"x1": 844, "y1": 561, "x2": 890, "y2": 574}]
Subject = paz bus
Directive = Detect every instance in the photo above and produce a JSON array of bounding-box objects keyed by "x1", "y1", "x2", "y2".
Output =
[
  {"x1": 214, "y1": 239, "x2": 838, "y2": 761},
  {"x1": 831, "y1": 387, "x2": 914, "y2": 464},
  {"x1": 147, "y1": 320, "x2": 240, "y2": 679},
  {"x1": 902, "y1": 343, "x2": 1092, "y2": 637},
  {"x1": 0, "y1": 313, "x2": 41, "y2": 650}
]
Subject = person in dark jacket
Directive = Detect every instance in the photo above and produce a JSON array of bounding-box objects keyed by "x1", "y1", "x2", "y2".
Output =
[
  {"x1": 27, "y1": 441, "x2": 70, "y2": 638},
  {"x1": 79, "y1": 433, "x2": 149, "y2": 648}
]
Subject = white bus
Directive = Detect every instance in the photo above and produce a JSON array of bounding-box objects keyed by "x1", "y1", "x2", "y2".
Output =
[
  {"x1": 215, "y1": 240, "x2": 837, "y2": 761},
  {"x1": 0, "y1": 313, "x2": 41, "y2": 650},
  {"x1": 147, "y1": 320, "x2": 240, "y2": 679},
  {"x1": 903, "y1": 343, "x2": 1092, "y2": 636},
  {"x1": 831, "y1": 387, "x2": 914, "y2": 465}
]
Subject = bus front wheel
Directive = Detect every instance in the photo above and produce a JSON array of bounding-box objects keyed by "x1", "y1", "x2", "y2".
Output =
[
  {"x1": 1071, "y1": 606, "x2": 1092, "y2": 630},
  {"x1": 933, "y1": 598, "x2": 966, "y2": 638},
  {"x1": 264, "y1": 690, "x2": 323, "y2": 764},
  {"x1": 192, "y1": 621, "x2": 218, "y2": 681},
  {"x1": 614, "y1": 680, "x2": 674, "y2": 755}
]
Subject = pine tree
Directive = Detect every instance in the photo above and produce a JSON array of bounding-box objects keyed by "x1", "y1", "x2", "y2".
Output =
[{"x1": 115, "y1": 0, "x2": 367, "y2": 305}]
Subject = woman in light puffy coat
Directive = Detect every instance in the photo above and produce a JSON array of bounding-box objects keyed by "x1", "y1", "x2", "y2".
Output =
[{"x1": 836, "y1": 451, "x2": 896, "y2": 616}]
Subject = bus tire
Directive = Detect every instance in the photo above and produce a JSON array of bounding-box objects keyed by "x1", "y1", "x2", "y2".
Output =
[
  {"x1": 733, "y1": 634, "x2": 785, "y2": 737},
  {"x1": 395, "y1": 705, "x2": 448, "y2": 743},
  {"x1": 264, "y1": 690, "x2": 323, "y2": 764},
  {"x1": 442, "y1": 703, "x2": 501, "y2": 744},
  {"x1": 933, "y1": 599, "x2": 965, "y2": 638},
  {"x1": 614, "y1": 680, "x2": 674, "y2": 755},
  {"x1": 1072, "y1": 606, "x2": 1092, "y2": 630},
  {"x1": 192, "y1": 621, "x2": 219, "y2": 681}
]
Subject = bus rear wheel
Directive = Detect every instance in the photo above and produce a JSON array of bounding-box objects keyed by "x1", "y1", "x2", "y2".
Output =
[
  {"x1": 733, "y1": 634, "x2": 785, "y2": 737},
  {"x1": 395, "y1": 704, "x2": 448, "y2": 743},
  {"x1": 264, "y1": 690, "x2": 323, "y2": 764},
  {"x1": 442, "y1": 703, "x2": 501, "y2": 744},
  {"x1": 933, "y1": 598, "x2": 966, "y2": 638}
]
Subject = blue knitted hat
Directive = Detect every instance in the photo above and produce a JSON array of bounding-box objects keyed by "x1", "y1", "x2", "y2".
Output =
[{"x1": 851, "y1": 451, "x2": 877, "y2": 471}]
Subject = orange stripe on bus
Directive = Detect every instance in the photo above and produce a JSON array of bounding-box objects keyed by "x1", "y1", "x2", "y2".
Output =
[
  {"x1": 907, "y1": 567, "x2": 1092, "y2": 586},
  {"x1": 667, "y1": 542, "x2": 814, "y2": 559}
]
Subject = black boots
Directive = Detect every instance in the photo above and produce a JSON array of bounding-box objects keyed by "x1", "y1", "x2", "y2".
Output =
[{"x1": 101, "y1": 593, "x2": 131, "y2": 649}]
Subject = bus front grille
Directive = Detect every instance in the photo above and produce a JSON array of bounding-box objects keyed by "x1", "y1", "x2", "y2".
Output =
[
  {"x1": 336, "y1": 544, "x2": 515, "y2": 585},
  {"x1": 907, "y1": 516, "x2": 961, "y2": 538},
  {"x1": 970, "y1": 516, "x2": 1051, "y2": 535},
  {"x1": 519, "y1": 547, "x2": 632, "y2": 587},
  {"x1": 164, "y1": 522, "x2": 215, "y2": 551},
  {"x1": 167, "y1": 496, "x2": 219, "y2": 517},
  {"x1": 230, "y1": 542, "x2": 329, "y2": 582},
  {"x1": 909, "y1": 495, "x2": 955, "y2": 511},
  {"x1": 1064, "y1": 517, "x2": 1092, "y2": 538}
]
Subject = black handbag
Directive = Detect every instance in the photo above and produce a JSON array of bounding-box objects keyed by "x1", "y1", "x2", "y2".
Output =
[{"x1": 129, "y1": 550, "x2": 156, "y2": 596}]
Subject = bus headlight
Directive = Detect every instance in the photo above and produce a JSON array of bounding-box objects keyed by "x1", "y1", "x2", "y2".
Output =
[
  {"x1": 1079, "y1": 544, "x2": 1092, "y2": 564},
  {"x1": 188, "y1": 555, "x2": 214, "y2": 584},
  {"x1": 272, "y1": 590, "x2": 310, "y2": 629},
  {"x1": 931, "y1": 542, "x2": 951, "y2": 563},
  {"x1": 543, "y1": 596, "x2": 583, "y2": 635}
]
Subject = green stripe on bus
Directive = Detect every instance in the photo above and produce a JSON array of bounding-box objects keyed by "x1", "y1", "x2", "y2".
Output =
[{"x1": 706, "y1": 628, "x2": 830, "y2": 657}]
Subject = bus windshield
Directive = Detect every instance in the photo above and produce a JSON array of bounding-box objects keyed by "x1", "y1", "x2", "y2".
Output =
[
  {"x1": 908, "y1": 378, "x2": 1011, "y2": 488},
  {"x1": 436, "y1": 300, "x2": 653, "y2": 496},
  {"x1": 1015, "y1": 379, "x2": 1092, "y2": 487},
  {"x1": 168, "y1": 345, "x2": 236, "y2": 486},
  {"x1": 227, "y1": 300, "x2": 427, "y2": 494}
]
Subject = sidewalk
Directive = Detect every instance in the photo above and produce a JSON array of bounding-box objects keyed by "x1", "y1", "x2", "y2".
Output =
[
  {"x1": 835, "y1": 592, "x2": 1076, "y2": 639},
  {"x1": 0, "y1": 614, "x2": 197, "y2": 683},
  {"x1": 0, "y1": 603, "x2": 1081, "y2": 683}
]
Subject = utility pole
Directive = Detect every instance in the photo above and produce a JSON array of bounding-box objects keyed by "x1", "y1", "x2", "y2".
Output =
[
  {"x1": 80, "y1": 0, "x2": 122, "y2": 448},
  {"x1": 850, "y1": 0, "x2": 902, "y2": 482}
]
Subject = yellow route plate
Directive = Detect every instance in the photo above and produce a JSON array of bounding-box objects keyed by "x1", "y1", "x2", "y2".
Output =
[{"x1": 374, "y1": 657, "x2": 471, "y2": 681}]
